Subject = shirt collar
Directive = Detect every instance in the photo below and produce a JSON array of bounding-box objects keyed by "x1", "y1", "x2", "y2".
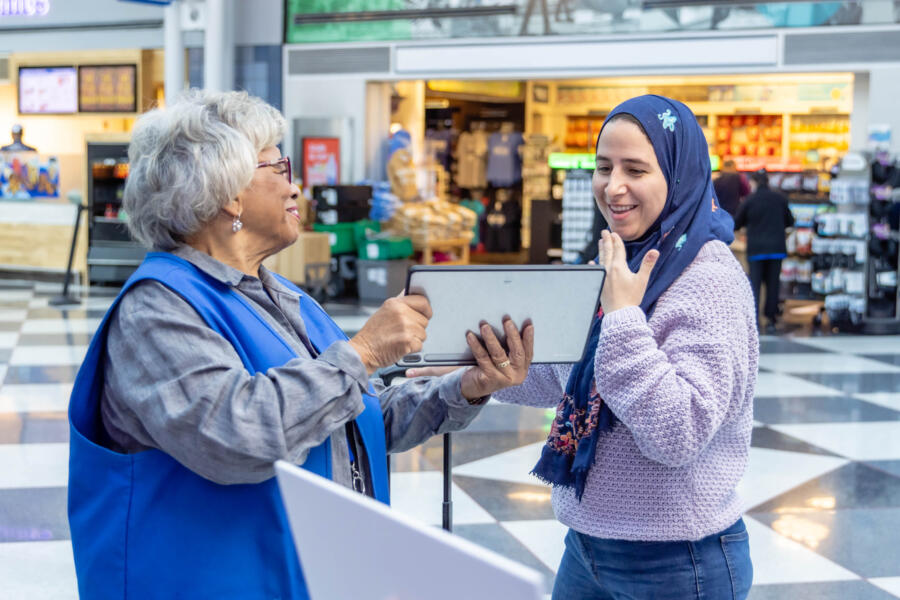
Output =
[{"x1": 171, "y1": 245, "x2": 248, "y2": 287}]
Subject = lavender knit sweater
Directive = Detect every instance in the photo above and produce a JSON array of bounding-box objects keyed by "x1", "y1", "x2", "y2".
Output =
[{"x1": 494, "y1": 241, "x2": 758, "y2": 542}]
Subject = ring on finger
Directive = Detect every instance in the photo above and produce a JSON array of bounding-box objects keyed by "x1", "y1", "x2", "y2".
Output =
[{"x1": 495, "y1": 359, "x2": 511, "y2": 369}]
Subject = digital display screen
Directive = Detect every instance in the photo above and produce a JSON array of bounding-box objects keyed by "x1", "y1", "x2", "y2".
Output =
[
  {"x1": 18, "y1": 66, "x2": 78, "y2": 114},
  {"x1": 78, "y1": 65, "x2": 137, "y2": 113}
]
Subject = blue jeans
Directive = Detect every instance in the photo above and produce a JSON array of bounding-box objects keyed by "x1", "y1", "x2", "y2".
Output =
[{"x1": 551, "y1": 518, "x2": 752, "y2": 600}]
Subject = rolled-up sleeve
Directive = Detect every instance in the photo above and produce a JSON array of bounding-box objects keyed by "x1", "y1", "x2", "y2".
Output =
[{"x1": 101, "y1": 282, "x2": 368, "y2": 485}]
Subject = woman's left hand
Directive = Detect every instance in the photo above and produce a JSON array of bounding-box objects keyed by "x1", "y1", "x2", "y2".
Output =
[
  {"x1": 599, "y1": 230, "x2": 659, "y2": 314},
  {"x1": 407, "y1": 318, "x2": 534, "y2": 401}
]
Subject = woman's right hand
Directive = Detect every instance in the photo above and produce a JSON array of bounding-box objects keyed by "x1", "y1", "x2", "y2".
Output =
[{"x1": 349, "y1": 294, "x2": 432, "y2": 374}]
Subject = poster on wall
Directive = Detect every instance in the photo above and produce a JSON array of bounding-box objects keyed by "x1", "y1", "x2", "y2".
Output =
[
  {"x1": 302, "y1": 137, "x2": 340, "y2": 188},
  {"x1": 0, "y1": 155, "x2": 60, "y2": 200}
]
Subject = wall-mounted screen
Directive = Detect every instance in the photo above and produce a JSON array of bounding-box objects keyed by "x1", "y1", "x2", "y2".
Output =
[
  {"x1": 18, "y1": 66, "x2": 78, "y2": 114},
  {"x1": 78, "y1": 65, "x2": 137, "y2": 113}
]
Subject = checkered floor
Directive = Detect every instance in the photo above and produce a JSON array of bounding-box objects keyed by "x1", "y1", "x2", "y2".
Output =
[{"x1": 2, "y1": 278, "x2": 900, "y2": 599}]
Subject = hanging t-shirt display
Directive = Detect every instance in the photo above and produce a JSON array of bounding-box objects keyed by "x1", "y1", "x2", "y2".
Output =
[
  {"x1": 486, "y1": 132, "x2": 524, "y2": 187},
  {"x1": 457, "y1": 130, "x2": 488, "y2": 189},
  {"x1": 425, "y1": 128, "x2": 453, "y2": 173},
  {"x1": 482, "y1": 198, "x2": 521, "y2": 253}
]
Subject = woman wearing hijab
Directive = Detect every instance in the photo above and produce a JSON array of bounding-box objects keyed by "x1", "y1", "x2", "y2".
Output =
[{"x1": 475, "y1": 96, "x2": 757, "y2": 598}]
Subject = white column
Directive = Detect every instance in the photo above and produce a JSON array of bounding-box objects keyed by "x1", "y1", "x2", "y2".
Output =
[
  {"x1": 850, "y1": 72, "x2": 869, "y2": 151},
  {"x1": 204, "y1": 0, "x2": 235, "y2": 92},
  {"x1": 866, "y1": 66, "x2": 900, "y2": 155},
  {"x1": 163, "y1": 0, "x2": 184, "y2": 104}
]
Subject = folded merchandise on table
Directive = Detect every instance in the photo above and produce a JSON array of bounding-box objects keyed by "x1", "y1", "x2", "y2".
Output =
[{"x1": 387, "y1": 199, "x2": 476, "y2": 248}]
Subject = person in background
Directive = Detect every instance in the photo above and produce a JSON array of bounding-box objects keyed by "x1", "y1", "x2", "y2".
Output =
[
  {"x1": 414, "y1": 95, "x2": 758, "y2": 599},
  {"x1": 733, "y1": 169, "x2": 795, "y2": 334},
  {"x1": 67, "y1": 90, "x2": 534, "y2": 600},
  {"x1": 714, "y1": 158, "x2": 750, "y2": 217}
]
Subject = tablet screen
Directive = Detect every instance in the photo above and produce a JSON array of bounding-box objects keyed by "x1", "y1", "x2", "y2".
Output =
[{"x1": 398, "y1": 265, "x2": 605, "y2": 367}]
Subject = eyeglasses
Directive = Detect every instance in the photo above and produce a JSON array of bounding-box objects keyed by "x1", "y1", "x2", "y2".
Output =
[{"x1": 256, "y1": 156, "x2": 292, "y2": 183}]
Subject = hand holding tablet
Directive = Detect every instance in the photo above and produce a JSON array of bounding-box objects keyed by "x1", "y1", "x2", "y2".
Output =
[{"x1": 397, "y1": 265, "x2": 606, "y2": 368}]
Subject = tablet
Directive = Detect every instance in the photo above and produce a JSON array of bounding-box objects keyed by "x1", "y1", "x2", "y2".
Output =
[{"x1": 397, "y1": 265, "x2": 605, "y2": 367}]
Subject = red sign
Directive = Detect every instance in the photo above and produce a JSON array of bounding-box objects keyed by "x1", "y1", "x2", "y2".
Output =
[{"x1": 302, "y1": 137, "x2": 340, "y2": 189}]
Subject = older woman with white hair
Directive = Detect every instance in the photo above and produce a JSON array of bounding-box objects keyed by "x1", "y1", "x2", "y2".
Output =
[{"x1": 67, "y1": 90, "x2": 534, "y2": 600}]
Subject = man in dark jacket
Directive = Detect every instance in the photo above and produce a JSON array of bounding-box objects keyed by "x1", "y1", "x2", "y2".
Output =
[
  {"x1": 734, "y1": 169, "x2": 795, "y2": 333},
  {"x1": 714, "y1": 159, "x2": 750, "y2": 217}
]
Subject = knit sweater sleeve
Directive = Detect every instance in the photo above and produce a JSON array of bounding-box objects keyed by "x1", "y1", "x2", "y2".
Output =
[
  {"x1": 594, "y1": 253, "x2": 755, "y2": 468},
  {"x1": 491, "y1": 364, "x2": 569, "y2": 408}
]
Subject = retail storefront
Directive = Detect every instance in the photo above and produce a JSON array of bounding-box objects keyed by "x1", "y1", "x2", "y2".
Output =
[
  {"x1": 282, "y1": 11, "x2": 900, "y2": 316},
  {"x1": 282, "y1": 29, "x2": 888, "y2": 255}
]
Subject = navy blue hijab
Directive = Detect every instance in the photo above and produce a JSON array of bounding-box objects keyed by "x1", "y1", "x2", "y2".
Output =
[{"x1": 531, "y1": 95, "x2": 734, "y2": 499}]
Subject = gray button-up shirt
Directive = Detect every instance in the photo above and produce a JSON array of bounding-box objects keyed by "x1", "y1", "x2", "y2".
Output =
[{"x1": 101, "y1": 245, "x2": 484, "y2": 487}]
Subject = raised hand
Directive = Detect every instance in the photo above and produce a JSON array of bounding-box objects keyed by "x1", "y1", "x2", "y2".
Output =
[{"x1": 598, "y1": 230, "x2": 658, "y2": 314}]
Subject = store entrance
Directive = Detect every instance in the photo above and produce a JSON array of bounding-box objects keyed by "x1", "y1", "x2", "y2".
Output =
[{"x1": 423, "y1": 89, "x2": 528, "y2": 262}]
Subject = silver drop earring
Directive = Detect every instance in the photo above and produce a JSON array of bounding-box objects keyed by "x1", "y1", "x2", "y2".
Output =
[{"x1": 232, "y1": 215, "x2": 243, "y2": 233}]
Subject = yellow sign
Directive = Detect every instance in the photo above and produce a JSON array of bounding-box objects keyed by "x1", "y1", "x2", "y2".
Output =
[{"x1": 427, "y1": 80, "x2": 523, "y2": 99}]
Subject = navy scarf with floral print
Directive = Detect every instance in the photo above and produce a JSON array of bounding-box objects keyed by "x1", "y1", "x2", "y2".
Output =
[{"x1": 530, "y1": 95, "x2": 735, "y2": 500}]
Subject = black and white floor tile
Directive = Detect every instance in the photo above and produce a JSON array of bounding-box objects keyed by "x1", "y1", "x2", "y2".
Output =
[{"x1": 2, "y1": 278, "x2": 900, "y2": 598}]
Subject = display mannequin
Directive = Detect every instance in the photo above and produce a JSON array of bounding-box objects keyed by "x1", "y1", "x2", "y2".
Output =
[
  {"x1": 1, "y1": 124, "x2": 37, "y2": 153},
  {"x1": 386, "y1": 129, "x2": 418, "y2": 202}
]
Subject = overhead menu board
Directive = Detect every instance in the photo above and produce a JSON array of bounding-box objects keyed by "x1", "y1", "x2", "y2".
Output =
[
  {"x1": 78, "y1": 65, "x2": 137, "y2": 113},
  {"x1": 18, "y1": 66, "x2": 78, "y2": 114}
]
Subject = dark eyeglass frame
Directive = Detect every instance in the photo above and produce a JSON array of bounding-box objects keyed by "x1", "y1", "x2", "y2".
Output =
[{"x1": 256, "y1": 156, "x2": 292, "y2": 183}]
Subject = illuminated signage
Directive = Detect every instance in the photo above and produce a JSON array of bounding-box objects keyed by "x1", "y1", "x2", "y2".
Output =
[{"x1": 0, "y1": 0, "x2": 51, "y2": 17}]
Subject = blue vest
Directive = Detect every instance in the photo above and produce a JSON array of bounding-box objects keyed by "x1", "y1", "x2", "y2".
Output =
[{"x1": 68, "y1": 252, "x2": 389, "y2": 599}]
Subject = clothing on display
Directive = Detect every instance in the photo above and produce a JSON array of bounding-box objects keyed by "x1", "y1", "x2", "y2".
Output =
[
  {"x1": 425, "y1": 128, "x2": 453, "y2": 172},
  {"x1": 456, "y1": 129, "x2": 489, "y2": 189},
  {"x1": 486, "y1": 131, "x2": 524, "y2": 187},
  {"x1": 482, "y1": 192, "x2": 521, "y2": 253}
]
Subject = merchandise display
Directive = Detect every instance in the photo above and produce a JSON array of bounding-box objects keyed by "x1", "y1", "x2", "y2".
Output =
[
  {"x1": 85, "y1": 136, "x2": 145, "y2": 284},
  {"x1": 387, "y1": 199, "x2": 477, "y2": 250},
  {"x1": 486, "y1": 128, "x2": 524, "y2": 187},
  {"x1": 810, "y1": 152, "x2": 900, "y2": 332},
  {"x1": 456, "y1": 126, "x2": 489, "y2": 190},
  {"x1": 560, "y1": 170, "x2": 594, "y2": 264},
  {"x1": 386, "y1": 130, "x2": 418, "y2": 202},
  {"x1": 789, "y1": 115, "x2": 850, "y2": 163},
  {"x1": 519, "y1": 134, "x2": 553, "y2": 248},
  {"x1": 482, "y1": 189, "x2": 522, "y2": 253},
  {"x1": 714, "y1": 114, "x2": 782, "y2": 160},
  {"x1": 564, "y1": 116, "x2": 605, "y2": 152}
]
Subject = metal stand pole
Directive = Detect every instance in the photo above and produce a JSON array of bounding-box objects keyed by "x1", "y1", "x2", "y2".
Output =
[
  {"x1": 49, "y1": 204, "x2": 85, "y2": 306},
  {"x1": 442, "y1": 432, "x2": 452, "y2": 532}
]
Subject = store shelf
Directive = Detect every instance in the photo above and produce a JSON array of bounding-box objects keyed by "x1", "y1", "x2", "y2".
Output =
[{"x1": 85, "y1": 135, "x2": 144, "y2": 284}]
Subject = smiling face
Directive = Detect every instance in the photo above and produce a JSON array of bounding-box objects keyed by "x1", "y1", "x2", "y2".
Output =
[
  {"x1": 237, "y1": 146, "x2": 303, "y2": 254},
  {"x1": 592, "y1": 117, "x2": 668, "y2": 241}
]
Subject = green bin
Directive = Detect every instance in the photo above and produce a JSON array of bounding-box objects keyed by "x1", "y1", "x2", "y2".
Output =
[
  {"x1": 312, "y1": 223, "x2": 357, "y2": 255},
  {"x1": 357, "y1": 236, "x2": 414, "y2": 261}
]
